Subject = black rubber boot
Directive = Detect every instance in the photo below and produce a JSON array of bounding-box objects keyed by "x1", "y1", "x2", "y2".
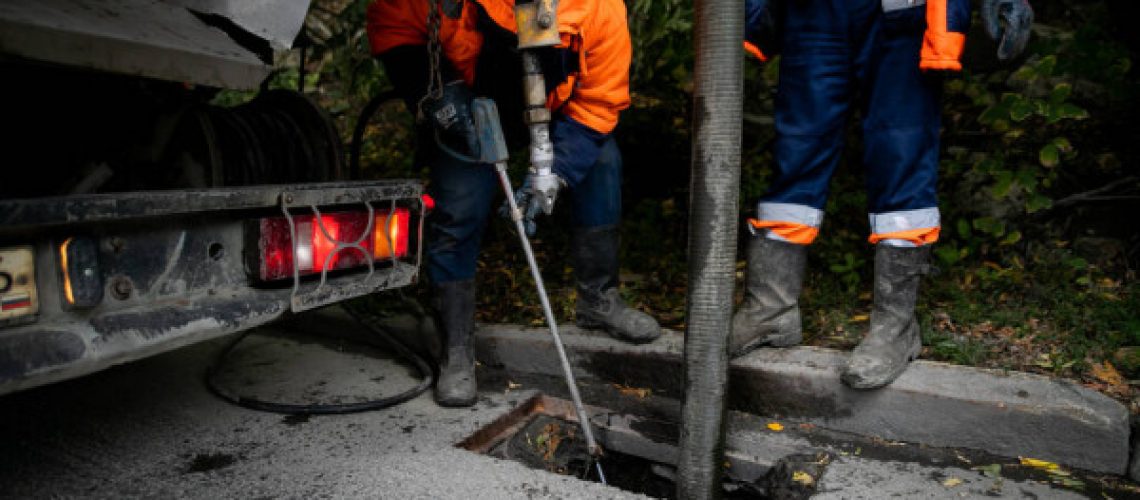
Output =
[
  {"x1": 573, "y1": 226, "x2": 661, "y2": 344},
  {"x1": 729, "y1": 236, "x2": 807, "y2": 357},
  {"x1": 432, "y1": 280, "x2": 477, "y2": 407},
  {"x1": 841, "y1": 245, "x2": 931, "y2": 390}
]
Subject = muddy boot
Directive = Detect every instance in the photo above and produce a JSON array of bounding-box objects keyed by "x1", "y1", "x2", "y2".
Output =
[
  {"x1": 573, "y1": 226, "x2": 661, "y2": 344},
  {"x1": 433, "y1": 280, "x2": 477, "y2": 407},
  {"x1": 841, "y1": 245, "x2": 931, "y2": 390},
  {"x1": 729, "y1": 236, "x2": 807, "y2": 357}
]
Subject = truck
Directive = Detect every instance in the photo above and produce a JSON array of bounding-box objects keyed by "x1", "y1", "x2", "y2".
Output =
[{"x1": 0, "y1": 0, "x2": 425, "y2": 395}]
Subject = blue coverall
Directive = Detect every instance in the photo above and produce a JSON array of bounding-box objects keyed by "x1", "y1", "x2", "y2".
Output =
[{"x1": 746, "y1": 0, "x2": 971, "y2": 247}]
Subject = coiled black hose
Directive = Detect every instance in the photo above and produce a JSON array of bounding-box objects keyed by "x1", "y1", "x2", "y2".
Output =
[
  {"x1": 349, "y1": 90, "x2": 402, "y2": 180},
  {"x1": 205, "y1": 299, "x2": 434, "y2": 415}
]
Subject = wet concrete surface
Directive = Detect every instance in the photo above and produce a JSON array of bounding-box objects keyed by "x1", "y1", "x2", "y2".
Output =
[
  {"x1": 1, "y1": 315, "x2": 1137, "y2": 499},
  {"x1": 0, "y1": 322, "x2": 640, "y2": 499}
]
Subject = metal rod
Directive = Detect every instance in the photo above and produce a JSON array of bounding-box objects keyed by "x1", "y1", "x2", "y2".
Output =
[{"x1": 493, "y1": 162, "x2": 603, "y2": 466}]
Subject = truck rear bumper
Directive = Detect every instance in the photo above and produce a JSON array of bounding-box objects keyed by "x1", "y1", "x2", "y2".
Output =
[{"x1": 0, "y1": 181, "x2": 424, "y2": 395}]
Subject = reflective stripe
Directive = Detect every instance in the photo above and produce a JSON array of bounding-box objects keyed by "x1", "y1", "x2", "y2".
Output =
[
  {"x1": 748, "y1": 219, "x2": 820, "y2": 245},
  {"x1": 882, "y1": 0, "x2": 925, "y2": 13},
  {"x1": 871, "y1": 227, "x2": 941, "y2": 246},
  {"x1": 868, "y1": 207, "x2": 939, "y2": 234},
  {"x1": 750, "y1": 203, "x2": 824, "y2": 245},
  {"x1": 757, "y1": 202, "x2": 824, "y2": 227},
  {"x1": 868, "y1": 208, "x2": 940, "y2": 246}
]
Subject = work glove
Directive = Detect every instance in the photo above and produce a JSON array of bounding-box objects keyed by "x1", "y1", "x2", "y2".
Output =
[
  {"x1": 422, "y1": 80, "x2": 481, "y2": 160},
  {"x1": 982, "y1": 0, "x2": 1034, "y2": 61},
  {"x1": 506, "y1": 170, "x2": 565, "y2": 236}
]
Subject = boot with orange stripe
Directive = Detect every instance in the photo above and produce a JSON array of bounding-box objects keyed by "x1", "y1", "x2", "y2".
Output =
[
  {"x1": 841, "y1": 244, "x2": 931, "y2": 389},
  {"x1": 729, "y1": 235, "x2": 808, "y2": 357}
]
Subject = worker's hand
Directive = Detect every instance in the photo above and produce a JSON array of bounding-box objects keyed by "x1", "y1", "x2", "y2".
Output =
[
  {"x1": 505, "y1": 170, "x2": 565, "y2": 236},
  {"x1": 422, "y1": 80, "x2": 481, "y2": 160},
  {"x1": 982, "y1": 0, "x2": 1034, "y2": 61}
]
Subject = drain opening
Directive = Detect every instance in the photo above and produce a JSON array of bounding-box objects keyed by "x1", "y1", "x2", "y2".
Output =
[{"x1": 457, "y1": 394, "x2": 825, "y2": 499}]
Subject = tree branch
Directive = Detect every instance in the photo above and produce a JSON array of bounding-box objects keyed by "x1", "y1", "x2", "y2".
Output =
[{"x1": 1050, "y1": 176, "x2": 1139, "y2": 209}]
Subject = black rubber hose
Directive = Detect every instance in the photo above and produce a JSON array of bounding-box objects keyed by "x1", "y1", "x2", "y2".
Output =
[
  {"x1": 349, "y1": 90, "x2": 402, "y2": 180},
  {"x1": 205, "y1": 302, "x2": 435, "y2": 415},
  {"x1": 676, "y1": 0, "x2": 744, "y2": 494}
]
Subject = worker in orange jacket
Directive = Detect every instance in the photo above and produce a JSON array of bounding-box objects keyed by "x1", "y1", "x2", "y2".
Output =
[
  {"x1": 732, "y1": 0, "x2": 1033, "y2": 389},
  {"x1": 367, "y1": 0, "x2": 660, "y2": 407}
]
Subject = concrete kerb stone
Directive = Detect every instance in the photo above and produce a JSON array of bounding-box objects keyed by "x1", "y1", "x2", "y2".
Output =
[{"x1": 473, "y1": 324, "x2": 1132, "y2": 476}]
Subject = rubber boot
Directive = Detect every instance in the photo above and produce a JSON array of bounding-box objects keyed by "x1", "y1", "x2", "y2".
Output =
[
  {"x1": 841, "y1": 245, "x2": 931, "y2": 390},
  {"x1": 573, "y1": 226, "x2": 662, "y2": 344},
  {"x1": 432, "y1": 280, "x2": 477, "y2": 407},
  {"x1": 729, "y1": 236, "x2": 808, "y2": 357}
]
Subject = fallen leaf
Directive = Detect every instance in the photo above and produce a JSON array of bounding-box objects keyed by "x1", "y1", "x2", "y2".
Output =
[
  {"x1": 766, "y1": 422, "x2": 784, "y2": 432},
  {"x1": 1019, "y1": 457, "x2": 1060, "y2": 472},
  {"x1": 942, "y1": 477, "x2": 964, "y2": 488},
  {"x1": 972, "y1": 464, "x2": 1002, "y2": 479},
  {"x1": 850, "y1": 314, "x2": 870, "y2": 322},
  {"x1": 612, "y1": 383, "x2": 651, "y2": 399},
  {"x1": 1090, "y1": 361, "x2": 1126, "y2": 388},
  {"x1": 1054, "y1": 476, "x2": 1086, "y2": 489},
  {"x1": 792, "y1": 470, "x2": 814, "y2": 486}
]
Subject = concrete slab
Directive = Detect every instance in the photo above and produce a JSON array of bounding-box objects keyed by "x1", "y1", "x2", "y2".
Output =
[{"x1": 473, "y1": 324, "x2": 1132, "y2": 475}]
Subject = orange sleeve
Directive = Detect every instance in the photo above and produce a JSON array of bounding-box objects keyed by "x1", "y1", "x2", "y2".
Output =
[
  {"x1": 560, "y1": 0, "x2": 631, "y2": 134},
  {"x1": 920, "y1": 0, "x2": 966, "y2": 71},
  {"x1": 366, "y1": 0, "x2": 429, "y2": 56}
]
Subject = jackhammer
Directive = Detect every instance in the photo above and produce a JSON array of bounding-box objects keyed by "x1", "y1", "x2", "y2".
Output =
[
  {"x1": 454, "y1": 0, "x2": 606, "y2": 482},
  {"x1": 469, "y1": 96, "x2": 608, "y2": 487}
]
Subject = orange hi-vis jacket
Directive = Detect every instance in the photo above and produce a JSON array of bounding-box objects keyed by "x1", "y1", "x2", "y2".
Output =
[{"x1": 366, "y1": 0, "x2": 632, "y2": 135}]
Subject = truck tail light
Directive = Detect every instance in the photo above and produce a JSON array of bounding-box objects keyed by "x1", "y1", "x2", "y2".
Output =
[{"x1": 254, "y1": 208, "x2": 410, "y2": 282}]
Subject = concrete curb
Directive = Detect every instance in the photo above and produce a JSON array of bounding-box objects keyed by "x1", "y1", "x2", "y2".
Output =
[{"x1": 474, "y1": 324, "x2": 1132, "y2": 475}]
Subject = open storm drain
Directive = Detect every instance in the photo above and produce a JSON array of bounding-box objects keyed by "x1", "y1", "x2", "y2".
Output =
[{"x1": 457, "y1": 394, "x2": 829, "y2": 499}]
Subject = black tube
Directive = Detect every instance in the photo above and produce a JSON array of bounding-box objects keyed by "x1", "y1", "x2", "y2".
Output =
[
  {"x1": 676, "y1": 0, "x2": 744, "y2": 494},
  {"x1": 349, "y1": 90, "x2": 402, "y2": 180}
]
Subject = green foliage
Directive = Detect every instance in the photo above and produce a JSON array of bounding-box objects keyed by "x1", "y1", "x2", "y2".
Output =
[{"x1": 627, "y1": 0, "x2": 693, "y2": 94}]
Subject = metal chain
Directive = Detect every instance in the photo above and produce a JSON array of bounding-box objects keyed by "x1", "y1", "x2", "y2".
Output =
[{"x1": 417, "y1": 0, "x2": 445, "y2": 121}]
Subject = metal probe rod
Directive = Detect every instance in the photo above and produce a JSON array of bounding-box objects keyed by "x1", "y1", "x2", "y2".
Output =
[{"x1": 493, "y1": 162, "x2": 604, "y2": 471}]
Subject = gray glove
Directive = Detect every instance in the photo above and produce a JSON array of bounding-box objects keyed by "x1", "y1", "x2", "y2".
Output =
[
  {"x1": 982, "y1": 0, "x2": 1034, "y2": 61},
  {"x1": 508, "y1": 170, "x2": 565, "y2": 236}
]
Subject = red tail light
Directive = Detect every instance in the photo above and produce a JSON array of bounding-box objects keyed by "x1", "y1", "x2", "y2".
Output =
[{"x1": 254, "y1": 208, "x2": 410, "y2": 282}]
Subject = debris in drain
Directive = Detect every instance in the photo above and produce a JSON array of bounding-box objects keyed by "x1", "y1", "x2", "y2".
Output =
[
  {"x1": 730, "y1": 453, "x2": 830, "y2": 500},
  {"x1": 486, "y1": 413, "x2": 832, "y2": 499},
  {"x1": 493, "y1": 415, "x2": 588, "y2": 475}
]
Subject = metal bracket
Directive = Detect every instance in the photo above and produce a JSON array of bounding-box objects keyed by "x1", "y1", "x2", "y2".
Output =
[{"x1": 279, "y1": 192, "x2": 419, "y2": 313}]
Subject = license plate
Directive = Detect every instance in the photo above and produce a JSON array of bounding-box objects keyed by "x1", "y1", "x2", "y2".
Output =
[{"x1": 0, "y1": 246, "x2": 38, "y2": 321}]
